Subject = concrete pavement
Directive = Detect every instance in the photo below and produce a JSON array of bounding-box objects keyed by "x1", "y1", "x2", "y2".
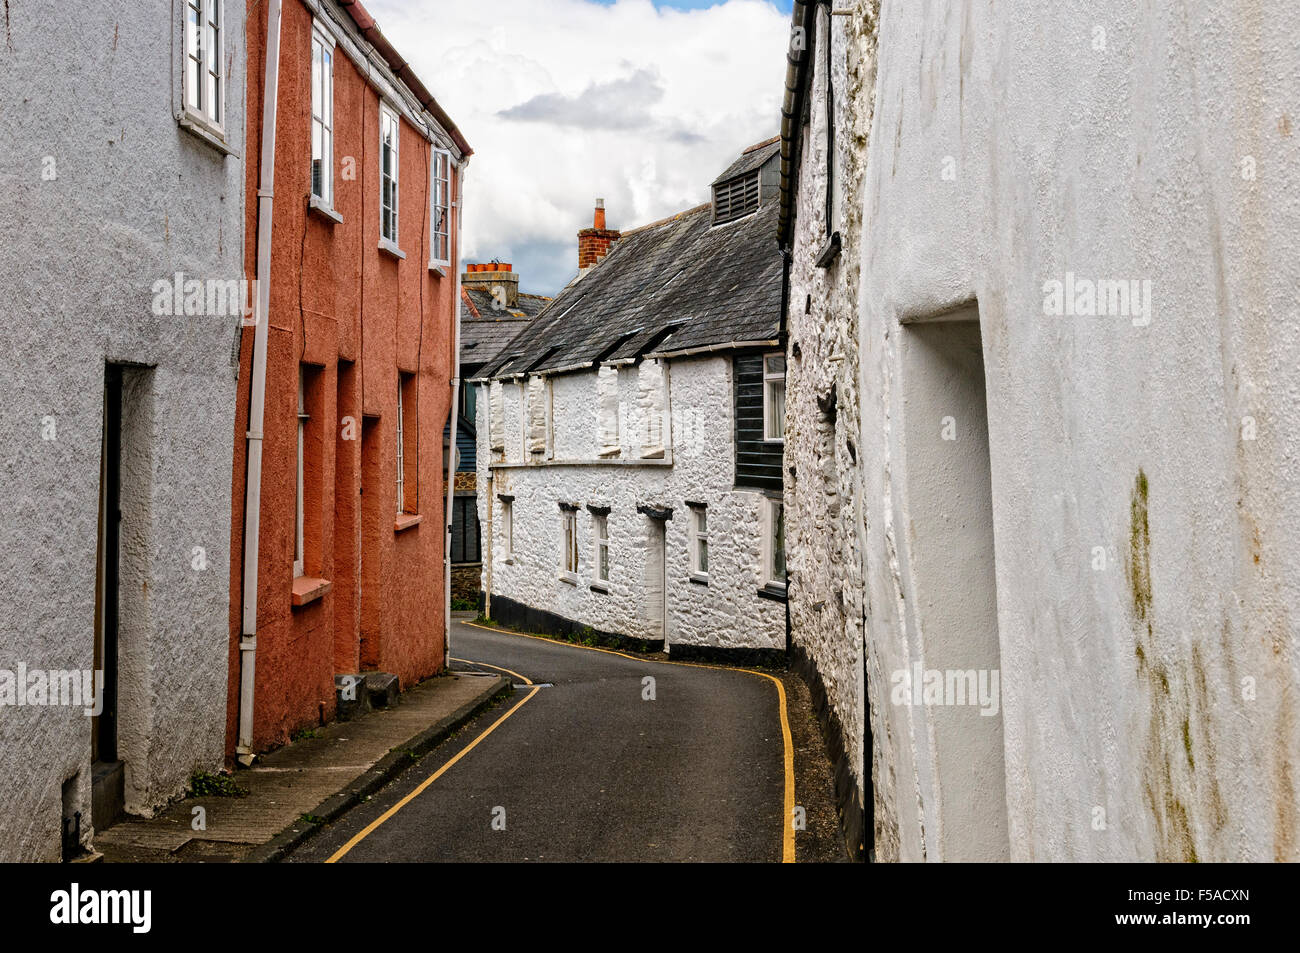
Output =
[{"x1": 94, "y1": 669, "x2": 509, "y2": 862}]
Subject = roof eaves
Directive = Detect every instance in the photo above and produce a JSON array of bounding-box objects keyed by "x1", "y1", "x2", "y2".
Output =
[{"x1": 336, "y1": 0, "x2": 473, "y2": 157}]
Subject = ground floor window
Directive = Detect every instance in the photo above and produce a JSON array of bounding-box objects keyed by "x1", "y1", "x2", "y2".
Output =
[
  {"x1": 764, "y1": 496, "x2": 786, "y2": 591},
  {"x1": 689, "y1": 504, "x2": 708, "y2": 578},
  {"x1": 561, "y1": 508, "x2": 578, "y2": 576},
  {"x1": 451, "y1": 496, "x2": 480, "y2": 564},
  {"x1": 501, "y1": 497, "x2": 513, "y2": 559},
  {"x1": 593, "y1": 512, "x2": 609, "y2": 583}
]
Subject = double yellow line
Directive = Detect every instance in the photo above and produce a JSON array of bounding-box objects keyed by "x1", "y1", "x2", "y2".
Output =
[
  {"x1": 326, "y1": 623, "x2": 796, "y2": 863},
  {"x1": 325, "y1": 659, "x2": 539, "y2": 863}
]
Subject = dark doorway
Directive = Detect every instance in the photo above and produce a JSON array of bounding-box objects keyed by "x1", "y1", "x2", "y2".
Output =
[
  {"x1": 359, "y1": 414, "x2": 382, "y2": 669},
  {"x1": 92, "y1": 364, "x2": 124, "y2": 831}
]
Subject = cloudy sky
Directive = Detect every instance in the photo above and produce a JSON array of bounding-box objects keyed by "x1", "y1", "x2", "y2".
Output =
[{"x1": 367, "y1": 0, "x2": 794, "y2": 296}]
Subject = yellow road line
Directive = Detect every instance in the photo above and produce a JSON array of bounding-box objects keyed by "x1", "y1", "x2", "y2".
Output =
[
  {"x1": 324, "y1": 661, "x2": 538, "y2": 863},
  {"x1": 450, "y1": 657, "x2": 533, "y2": 686},
  {"x1": 462, "y1": 619, "x2": 797, "y2": 863}
]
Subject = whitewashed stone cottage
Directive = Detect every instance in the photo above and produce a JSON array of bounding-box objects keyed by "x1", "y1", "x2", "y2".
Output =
[
  {"x1": 449, "y1": 264, "x2": 550, "y2": 606},
  {"x1": 472, "y1": 141, "x2": 788, "y2": 663},
  {"x1": 782, "y1": 0, "x2": 1300, "y2": 863}
]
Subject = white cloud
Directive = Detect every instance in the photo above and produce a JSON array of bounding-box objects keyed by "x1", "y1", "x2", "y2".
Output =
[{"x1": 365, "y1": 0, "x2": 790, "y2": 294}]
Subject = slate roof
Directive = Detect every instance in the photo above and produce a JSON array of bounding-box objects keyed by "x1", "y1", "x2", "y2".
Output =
[
  {"x1": 711, "y1": 136, "x2": 780, "y2": 186},
  {"x1": 478, "y1": 149, "x2": 784, "y2": 380},
  {"x1": 459, "y1": 289, "x2": 550, "y2": 370}
]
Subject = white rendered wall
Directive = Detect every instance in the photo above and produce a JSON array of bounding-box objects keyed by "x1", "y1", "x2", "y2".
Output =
[
  {"x1": 478, "y1": 357, "x2": 785, "y2": 653},
  {"x1": 856, "y1": 0, "x2": 1300, "y2": 862}
]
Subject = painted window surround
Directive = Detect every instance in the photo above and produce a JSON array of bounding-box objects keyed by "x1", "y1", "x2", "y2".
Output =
[
  {"x1": 310, "y1": 21, "x2": 337, "y2": 213},
  {"x1": 176, "y1": 0, "x2": 234, "y2": 154}
]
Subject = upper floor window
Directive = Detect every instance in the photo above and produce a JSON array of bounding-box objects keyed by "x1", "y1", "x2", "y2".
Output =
[
  {"x1": 184, "y1": 0, "x2": 224, "y2": 128},
  {"x1": 763, "y1": 353, "x2": 786, "y2": 442},
  {"x1": 460, "y1": 381, "x2": 477, "y2": 423},
  {"x1": 311, "y1": 27, "x2": 335, "y2": 206},
  {"x1": 380, "y1": 105, "x2": 400, "y2": 244},
  {"x1": 431, "y1": 149, "x2": 452, "y2": 267}
]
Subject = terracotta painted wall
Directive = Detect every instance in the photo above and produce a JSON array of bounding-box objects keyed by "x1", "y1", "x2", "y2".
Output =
[{"x1": 228, "y1": 0, "x2": 458, "y2": 754}]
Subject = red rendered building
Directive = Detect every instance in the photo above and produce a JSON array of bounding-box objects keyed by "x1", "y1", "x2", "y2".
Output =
[{"x1": 228, "y1": 0, "x2": 471, "y2": 757}]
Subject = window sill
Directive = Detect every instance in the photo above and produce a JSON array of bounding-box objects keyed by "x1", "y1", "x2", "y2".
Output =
[
  {"x1": 379, "y1": 238, "x2": 407, "y2": 261},
  {"x1": 395, "y1": 513, "x2": 423, "y2": 533},
  {"x1": 309, "y1": 195, "x2": 343, "y2": 225},
  {"x1": 757, "y1": 583, "x2": 788, "y2": 603},
  {"x1": 688, "y1": 573, "x2": 709, "y2": 586},
  {"x1": 590, "y1": 582, "x2": 609, "y2": 594},
  {"x1": 429, "y1": 263, "x2": 448, "y2": 277},
  {"x1": 177, "y1": 110, "x2": 237, "y2": 157},
  {"x1": 558, "y1": 573, "x2": 578, "y2": 586},
  {"x1": 292, "y1": 576, "x2": 331, "y2": 608},
  {"x1": 762, "y1": 437, "x2": 785, "y2": 445}
]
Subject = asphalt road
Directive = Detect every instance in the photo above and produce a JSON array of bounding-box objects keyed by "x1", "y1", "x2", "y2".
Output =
[{"x1": 288, "y1": 618, "x2": 790, "y2": 862}]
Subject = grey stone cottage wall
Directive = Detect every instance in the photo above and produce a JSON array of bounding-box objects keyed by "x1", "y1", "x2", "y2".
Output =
[
  {"x1": 784, "y1": 0, "x2": 881, "y2": 861},
  {"x1": 0, "y1": 1, "x2": 245, "y2": 860}
]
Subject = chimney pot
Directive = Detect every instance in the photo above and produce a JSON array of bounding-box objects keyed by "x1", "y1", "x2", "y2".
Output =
[{"x1": 577, "y1": 200, "x2": 619, "y2": 271}]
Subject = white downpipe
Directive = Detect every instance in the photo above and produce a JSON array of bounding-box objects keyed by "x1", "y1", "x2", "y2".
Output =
[
  {"x1": 444, "y1": 159, "x2": 470, "y2": 668},
  {"x1": 237, "y1": 0, "x2": 284, "y2": 763},
  {"x1": 484, "y1": 472, "x2": 493, "y2": 622}
]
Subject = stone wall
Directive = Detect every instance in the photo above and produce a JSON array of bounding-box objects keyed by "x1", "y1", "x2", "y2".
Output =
[
  {"x1": 478, "y1": 356, "x2": 785, "y2": 659},
  {"x1": 783, "y1": 0, "x2": 880, "y2": 861}
]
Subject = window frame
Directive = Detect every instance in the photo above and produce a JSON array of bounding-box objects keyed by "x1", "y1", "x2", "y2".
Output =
[
  {"x1": 762, "y1": 352, "x2": 786, "y2": 443},
  {"x1": 593, "y1": 513, "x2": 610, "y2": 585},
  {"x1": 295, "y1": 367, "x2": 307, "y2": 578},
  {"x1": 395, "y1": 378, "x2": 406, "y2": 515},
  {"x1": 379, "y1": 103, "x2": 401, "y2": 246},
  {"x1": 430, "y1": 148, "x2": 452, "y2": 268},
  {"x1": 451, "y1": 497, "x2": 481, "y2": 564},
  {"x1": 310, "y1": 24, "x2": 335, "y2": 208},
  {"x1": 545, "y1": 378, "x2": 555, "y2": 459},
  {"x1": 560, "y1": 509, "x2": 578, "y2": 579},
  {"x1": 762, "y1": 496, "x2": 787, "y2": 592},
  {"x1": 502, "y1": 498, "x2": 514, "y2": 560},
  {"x1": 182, "y1": 0, "x2": 225, "y2": 133},
  {"x1": 689, "y1": 505, "x2": 709, "y2": 580}
]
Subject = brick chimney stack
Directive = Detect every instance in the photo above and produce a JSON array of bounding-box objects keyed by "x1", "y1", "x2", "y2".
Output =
[{"x1": 578, "y1": 198, "x2": 620, "y2": 271}]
